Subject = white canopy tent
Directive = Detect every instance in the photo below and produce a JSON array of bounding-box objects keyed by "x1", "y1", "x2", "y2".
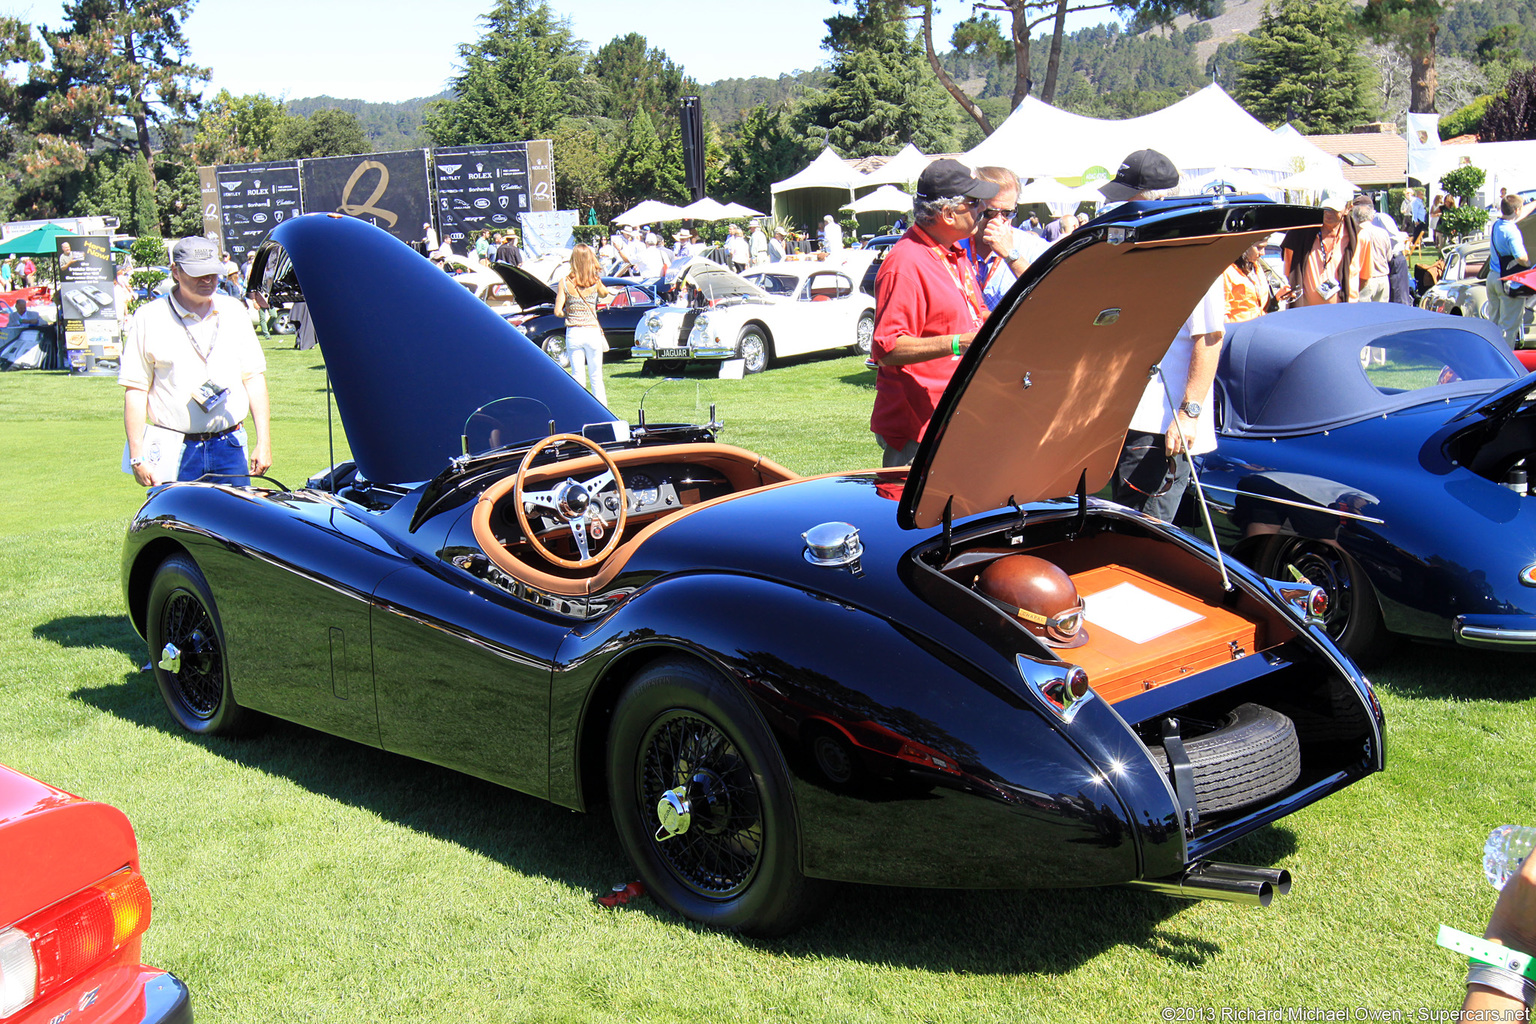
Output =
[
  {"x1": 1417, "y1": 139, "x2": 1536, "y2": 202},
  {"x1": 860, "y1": 144, "x2": 929, "y2": 187},
  {"x1": 841, "y1": 184, "x2": 914, "y2": 213},
  {"x1": 771, "y1": 148, "x2": 864, "y2": 231},
  {"x1": 1181, "y1": 167, "x2": 1285, "y2": 199},
  {"x1": 964, "y1": 84, "x2": 1307, "y2": 184},
  {"x1": 613, "y1": 200, "x2": 686, "y2": 226}
]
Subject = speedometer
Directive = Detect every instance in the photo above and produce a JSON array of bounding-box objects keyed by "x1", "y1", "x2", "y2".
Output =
[{"x1": 629, "y1": 473, "x2": 659, "y2": 509}]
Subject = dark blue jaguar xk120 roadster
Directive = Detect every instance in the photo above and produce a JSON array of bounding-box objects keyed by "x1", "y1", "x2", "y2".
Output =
[{"x1": 122, "y1": 200, "x2": 1382, "y2": 936}]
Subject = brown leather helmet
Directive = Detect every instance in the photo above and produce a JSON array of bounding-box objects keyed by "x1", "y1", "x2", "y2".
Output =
[{"x1": 977, "y1": 555, "x2": 1088, "y2": 648}]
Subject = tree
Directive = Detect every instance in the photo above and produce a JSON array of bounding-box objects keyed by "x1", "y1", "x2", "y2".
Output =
[
  {"x1": 1233, "y1": 0, "x2": 1376, "y2": 133},
  {"x1": 276, "y1": 108, "x2": 370, "y2": 158},
  {"x1": 609, "y1": 107, "x2": 685, "y2": 206},
  {"x1": 588, "y1": 33, "x2": 697, "y2": 126},
  {"x1": 1438, "y1": 165, "x2": 1489, "y2": 240},
  {"x1": 422, "y1": 0, "x2": 588, "y2": 146},
  {"x1": 1481, "y1": 65, "x2": 1536, "y2": 140},
  {"x1": 800, "y1": 0, "x2": 957, "y2": 157},
  {"x1": 1359, "y1": 0, "x2": 1442, "y2": 114},
  {"x1": 34, "y1": 0, "x2": 207, "y2": 166},
  {"x1": 720, "y1": 103, "x2": 815, "y2": 211},
  {"x1": 192, "y1": 90, "x2": 288, "y2": 165}
]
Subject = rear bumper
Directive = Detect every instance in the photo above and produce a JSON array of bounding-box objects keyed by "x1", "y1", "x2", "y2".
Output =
[
  {"x1": 21, "y1": 966, "x2": 191, "y2": 1024},
  {"x1": 1454, "y1": 614, "x2": 1536, "y2": 649}
]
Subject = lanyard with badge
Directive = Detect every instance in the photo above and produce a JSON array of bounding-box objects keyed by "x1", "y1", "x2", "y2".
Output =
[
  {"x1": 910, "y1": 225, "x2": 988, "y2": 328},
  {"x1": 167, "y1": 294, "x2": 229, "y2": 413}
]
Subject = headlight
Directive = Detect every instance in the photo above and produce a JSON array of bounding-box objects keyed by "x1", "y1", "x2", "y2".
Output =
[{"x1": 688, "y1": 313, "x2": 712, "y2": 347}]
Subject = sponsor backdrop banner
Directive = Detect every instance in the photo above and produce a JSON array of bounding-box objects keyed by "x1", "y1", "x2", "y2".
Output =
[
  {"x1": 432, "y1": 142, "x2": 534, "y2": 248},
  {"x1": 214, "y1": 161, "x2": 301, "y2": 262},
  {"x1": 301, "y1": 148, "x2": 431, "y2": 245},
  {"x1": 56, "y1": 234, "x2": 118, "y2": 377},
  {"x1": 198, "y1": 166, "x2": 221, "y2": 249}
]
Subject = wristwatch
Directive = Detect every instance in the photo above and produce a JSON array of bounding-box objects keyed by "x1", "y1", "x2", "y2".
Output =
[
  {"x1": 1179, "y1": 400, "x2": 1202, "y2": 418},
  {"x1": 129, "y1": 455, "x2": 146, "y2": 467}
]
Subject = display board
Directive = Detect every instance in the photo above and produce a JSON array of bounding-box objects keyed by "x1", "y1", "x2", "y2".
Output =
[
  {"x1": 432, "y1": 142, "x2": 535, "y2": 248},
  {"x1": 55, "y1": 234, "x2": 118, "y2": 376},
  {"x1": 213, "y1": 161, "x2": 302, "y2": 262},
  {"x1": 301, "y1": 148, "x2": 431, "y2": 245}
]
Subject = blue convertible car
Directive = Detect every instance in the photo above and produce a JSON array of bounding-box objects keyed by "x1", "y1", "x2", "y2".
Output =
[{"x1": 1197, "y1": 303, "x2": 1534, "y2": 663}]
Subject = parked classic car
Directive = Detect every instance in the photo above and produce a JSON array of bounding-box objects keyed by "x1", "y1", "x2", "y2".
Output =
[
  {"x1": 632, "y1": 260, "x2": 875, "y2": 374},
  {"x1": 1419, "y1": 238, "x2": 1491, "y2": 320},
  {"x1": 123, "y1": 202, "x2": 1382, "y2": 938},
  {"x1": 490, "y1": 263, "x2": 658, "y2": 366},
  {"x1": 0, "y1": 762, "x2": 191, "y2": 1022},
  {"x1": 1197, "y1": 302, "x2": 1536, "y2": 664}
]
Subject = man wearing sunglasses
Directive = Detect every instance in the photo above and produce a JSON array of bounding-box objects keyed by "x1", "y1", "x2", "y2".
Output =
[
  {"x1": 959, "y1": 166, "x2": 1051, "y2": 310},
  {"x1": 869, "y1": 159, "x2": 996, "y2": 467}
]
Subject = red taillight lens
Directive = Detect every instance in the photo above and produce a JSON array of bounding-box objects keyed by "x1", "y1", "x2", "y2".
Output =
[
  {"x1": 0, "y1": 869, "x2": 152, "y2": 1018},
  {"x1": 1309, "y1": 587, "x2": 1330, "y2": 618}
]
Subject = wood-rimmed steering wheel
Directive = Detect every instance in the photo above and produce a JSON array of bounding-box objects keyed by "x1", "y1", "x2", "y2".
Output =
[{"x1": 514, "y1": 434, "x2": 629, "y2": 569}]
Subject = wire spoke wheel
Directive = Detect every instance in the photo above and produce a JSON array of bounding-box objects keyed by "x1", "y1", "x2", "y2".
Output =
[
  {"x1": 639, "y1": 710, "x2": 764, "y2": 898},
  {"x1": 159, "y1": 589, "x2": 223, "y2": 719},
  {"x1": 146, "y1": 553, "x2": 253, "y2": 735}
]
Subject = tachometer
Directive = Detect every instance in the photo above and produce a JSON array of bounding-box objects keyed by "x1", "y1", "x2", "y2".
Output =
[{"x1": 629, "y1": 473, "x2": 660, "y2": 509}]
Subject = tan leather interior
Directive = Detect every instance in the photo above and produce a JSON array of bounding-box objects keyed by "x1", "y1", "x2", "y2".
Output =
[{"x1": 472, "y1": 443, "x2": 802, "y2": 597}]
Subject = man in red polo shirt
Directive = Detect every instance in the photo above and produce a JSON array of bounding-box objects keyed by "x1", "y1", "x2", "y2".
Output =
[{"x1": 870, "y1": 159, "x2": 996, "y2": 466}]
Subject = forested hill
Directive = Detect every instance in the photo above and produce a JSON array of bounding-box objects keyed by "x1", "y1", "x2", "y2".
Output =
[
  {"x1": 286, "y1": 93, "x2": 450, "y2": 151},
  {"x1": 298, "y1": 0, "x2": 1535, "y2": 145}
]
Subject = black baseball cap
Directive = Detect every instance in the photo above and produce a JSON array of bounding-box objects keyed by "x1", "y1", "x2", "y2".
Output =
[
  {"x1": 914, "y1": 159, "x2": 999, "y2": 204},
  {"x1": 1099, "y1": 149, "x2": 1181, "y2": 202}
]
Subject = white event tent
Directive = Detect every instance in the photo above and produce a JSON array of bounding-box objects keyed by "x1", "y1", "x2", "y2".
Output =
[
  {"x1": 965, "y1": 84, "x2": 1315, "y2": 187},
  {"x1": 860, "y1": 143, "x2": 928, "y2": 187},
  {"x1": 771, "y1": 148, "x2": 864, "y2": 231}
]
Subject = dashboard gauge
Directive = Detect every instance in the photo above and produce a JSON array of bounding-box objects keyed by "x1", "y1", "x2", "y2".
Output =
[{"x1": 628, "y1": 473, "x2": 659, "y2": 509}]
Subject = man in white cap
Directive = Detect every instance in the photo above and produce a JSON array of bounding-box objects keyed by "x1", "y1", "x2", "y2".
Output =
[
  {"x1": 119, "y1": 235, "x2": 271, "y2": 487},
  {"x1": 822, "y1": 214, "x2": 843, "y2": 254}
]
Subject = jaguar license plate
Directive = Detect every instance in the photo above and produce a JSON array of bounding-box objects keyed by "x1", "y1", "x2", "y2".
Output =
[{"x1": 655, "y1": 348, "x2": 690, "y2": 359}]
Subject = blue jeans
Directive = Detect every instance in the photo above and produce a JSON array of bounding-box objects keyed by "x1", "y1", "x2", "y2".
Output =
[{"x1": 177, "y1": 426, "x2": 249, "y2": 485}]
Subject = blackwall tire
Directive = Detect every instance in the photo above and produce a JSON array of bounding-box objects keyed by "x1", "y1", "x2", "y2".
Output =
[
  {"x1": 1258, "y1": 535, "x2": 1395, "y2": 666},
  {"x1": 146, "y1": 553, "x2": 253, "y2": 736},
  {"x1": 737, "y1": 327, "x2": 770, "y2": 375},
  {"x1": 607, "y1": 657, "x2": 825, "y2": 936},
  {"x1": 1146, "y1": 703, "x2": 1301, "y2": 815}
]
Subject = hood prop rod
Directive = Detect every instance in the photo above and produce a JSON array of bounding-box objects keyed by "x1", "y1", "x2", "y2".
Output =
[
  {"x1": 939, "y1": 496, "x2": 954, "y2": 566},
  {"x1": 1155, "y1": 367, "x2": 1233, "y2": 593}
]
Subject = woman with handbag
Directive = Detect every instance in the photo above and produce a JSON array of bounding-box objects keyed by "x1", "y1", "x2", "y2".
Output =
[
  {"x1": 554, "y1": 244, "x2": 613, "y2": 406},
  {"x1": 1488, "y1": 193, "x2": 1532, "y2": 348}
]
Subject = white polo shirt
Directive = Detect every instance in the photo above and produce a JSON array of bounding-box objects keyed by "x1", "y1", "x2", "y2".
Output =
[
  {"x1": 119, "y1": 290, "x2": 266, "y2": 434},
  {"x1": 1128, "y1": 276, "x2": 1225, "y2": 455}
]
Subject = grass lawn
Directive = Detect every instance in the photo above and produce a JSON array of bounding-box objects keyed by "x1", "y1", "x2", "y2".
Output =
[{"x1": 2, "y1": 340, "x2": 1534, "y2": 1021}]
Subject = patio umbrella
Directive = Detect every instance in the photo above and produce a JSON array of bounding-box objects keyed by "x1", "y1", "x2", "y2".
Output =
[
  {"x1": 841, "y1": 185, "x2": 913, "y2": 214},
  {"x1": 613, "y1": 200, "x2": 687, "y2": 226},
  {"x1": 677, "y1": 197, "x2": 733, "y2": 221},
  {"x1": 0, "y1": 223, "x2": 78, "y2": 256},
  {"x1": 720, "y1": 202, "x2": 765, "y2": 219}
]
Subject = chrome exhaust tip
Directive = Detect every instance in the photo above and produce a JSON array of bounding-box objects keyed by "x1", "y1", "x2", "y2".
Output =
[{"x1": 1123, "y1": 861, "x2": 1292, "y2": 907}]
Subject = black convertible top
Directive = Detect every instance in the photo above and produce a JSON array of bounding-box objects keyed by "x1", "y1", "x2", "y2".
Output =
[{"x1": 1215, "y1": 304, "x2": 1521, "y2": 438}]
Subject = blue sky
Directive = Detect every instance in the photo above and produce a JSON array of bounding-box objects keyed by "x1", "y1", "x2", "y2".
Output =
[{"x1": 9, "y1": 0, "x2": 1111, "y2": 104}]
